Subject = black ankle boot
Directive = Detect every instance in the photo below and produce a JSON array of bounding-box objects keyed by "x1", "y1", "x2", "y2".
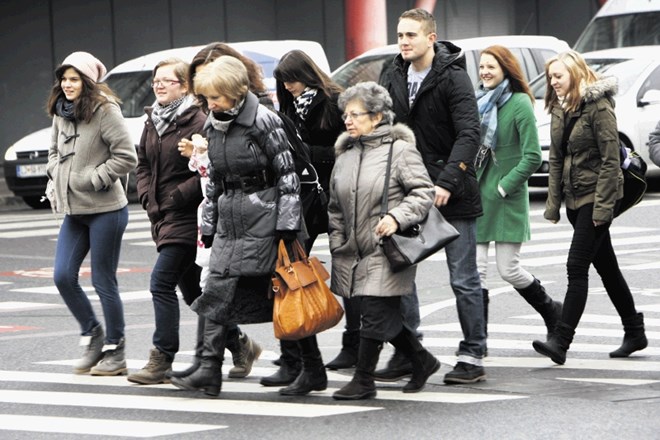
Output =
[
  {"x1": 516, "y1": 278, "x2": 562, "y2": 339},
  {"x1": 170, "y1": 318, "x2": 225, "y2": 397},
  {"x1": 325, "y1": 331, "x2": 359, "y2": 370},
  {"x1": 532, "y1": 321, "x2": 575, "y2": 365},
  {"x1": 333, "y1": 337, "x2": 382, "y2": 400},
  {"x1": 261, "y1": 339, "x2": 301, "y2": 386},
  {"x1": 389, "y1": 327, "x2": 440, "y2": 393},
  {"x1": 280, "y1": 335, "x2": 327, "y2": 396},
  {"x1": 610, "y1": 312, "x2": 648, "y2": 358},
  {"x1": 167, "y1": 315, "x2": 204, "y2": 379}
]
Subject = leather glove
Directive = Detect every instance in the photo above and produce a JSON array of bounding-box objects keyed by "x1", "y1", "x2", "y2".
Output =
[{"x1": 201, "y1": 234, "x2": 214, "y2": 248}]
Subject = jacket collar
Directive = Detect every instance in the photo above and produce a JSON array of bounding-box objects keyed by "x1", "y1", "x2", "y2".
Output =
[
  {"x1": 203, "y1": 91, "x2": 259, "y2": 131},
  {"x1": 334, "y1": 123, "x2": 416, "y2": 156}
]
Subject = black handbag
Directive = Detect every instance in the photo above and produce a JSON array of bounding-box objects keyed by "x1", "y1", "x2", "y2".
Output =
[
  {"x1": 379, "y1": 142, "x2": 460, "y2": 272},
  {"x1": 616, "y1": 146, "x2": 647, "y2": 217}
]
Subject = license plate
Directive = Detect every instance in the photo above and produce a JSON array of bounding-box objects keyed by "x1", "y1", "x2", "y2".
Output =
[{"x1": 16, "y1": 163, "x2": 48, "y2": 178}]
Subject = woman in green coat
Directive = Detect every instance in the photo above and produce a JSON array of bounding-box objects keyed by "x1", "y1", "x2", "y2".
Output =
[{"x1": 474, "y1": 45, "x2": 562, "y2": 343}]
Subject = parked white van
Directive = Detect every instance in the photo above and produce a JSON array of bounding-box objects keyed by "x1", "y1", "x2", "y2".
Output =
[
  {"x1": 3, "y1": 40, "x2": 330, "y2": 208},
  {"x1": 574, "y1": 0, "x2": 660, "y2": 52}
]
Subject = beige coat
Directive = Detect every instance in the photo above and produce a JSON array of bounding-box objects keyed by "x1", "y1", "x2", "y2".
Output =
[
  {"x1": 328, "y1": 123, "x2": 434, "y2": 298},
  {"x1": 47, "y1": 100, "x2": 137, "y2": 215}
]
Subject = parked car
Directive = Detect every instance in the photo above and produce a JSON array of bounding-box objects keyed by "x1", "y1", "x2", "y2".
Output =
[
  {"x1": 330, "y1": 35, "x2": 570, "y2": 89},
  {"x1": 3, "y1": 40, "x2": 330, "y2": 209},
  {"x1": 573, "y1": 0, "x2": 660, "y2": 53},
  {"x1": 529, "y1": 46, "x2": 660, "y2": 186}
]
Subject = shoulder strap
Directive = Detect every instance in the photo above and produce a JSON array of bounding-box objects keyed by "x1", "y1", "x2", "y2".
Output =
[{"x1": 379, "y1": 142, "x2": 394, "y2": 217}]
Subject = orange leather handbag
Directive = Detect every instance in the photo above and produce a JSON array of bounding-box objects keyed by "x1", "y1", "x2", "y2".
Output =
[{"x1": 272, "y1": 240, "x2": 344, "y2": 340}]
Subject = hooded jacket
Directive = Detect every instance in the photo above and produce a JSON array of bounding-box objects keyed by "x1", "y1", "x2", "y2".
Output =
[
  {"x1": 381, "y1": 41, "x2": 482, "y2": 220},
  {"x1": 328, "y1": 123, "x2": 434, "y2": 298},
  {"x1": 136, "y1": 98, "x2": 206, "y2": 250},
  {"x1": 47, "y1": 99, "x2": 137, "y2": 215},
  {"x1": 544, "y1": 76, "x2": 624, "y2": 223}
]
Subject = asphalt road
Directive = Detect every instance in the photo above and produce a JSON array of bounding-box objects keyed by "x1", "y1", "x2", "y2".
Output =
[{"x1": 1, "y1": 185, "x2": 659, "y2": 439}]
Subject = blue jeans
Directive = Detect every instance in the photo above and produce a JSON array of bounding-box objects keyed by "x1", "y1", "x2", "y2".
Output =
[
  {"x1": 401, "y1": 217, "x2": 486, "y2": 363},
  {"x1": 150, "y1": 243, "x2": 201, "y2": 360},
  {"x1": 54, "y1": 207, "x2": 129, "y2": 344}
]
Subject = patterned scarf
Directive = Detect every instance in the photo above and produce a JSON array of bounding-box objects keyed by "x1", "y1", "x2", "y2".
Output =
[
  {"x1": 294, "y1": 87, "x2": 317, "y2": 121},
  {"x1": 474, "y1": 78, "x2": 512, "y2": 168},
  {"x1": 150, "y1": 95, "x2": 189, "y2": 136}
]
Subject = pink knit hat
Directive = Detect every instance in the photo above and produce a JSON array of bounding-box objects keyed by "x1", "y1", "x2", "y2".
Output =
[{"x1": 60, "y1": 51, "x2": 107, "y2": 83}]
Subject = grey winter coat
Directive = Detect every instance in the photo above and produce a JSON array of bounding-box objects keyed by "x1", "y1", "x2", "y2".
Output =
[
  {"x1": 47, "y1": 100, "x2": 137, "y2": 215},
  {"x1": 545, "y1": 76, "x2": 624, "y2": 224},
  {"x1": 205, "y1": 91, "x2": 302, "y2": 277},
  {"x1": 328, "y1": 124, "x2": 435, "y2": 298}
]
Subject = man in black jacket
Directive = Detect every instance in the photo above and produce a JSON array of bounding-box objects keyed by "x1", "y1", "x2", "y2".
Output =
[{"x1": 379, "y1": 8, "x2": 487, "y2": 384}]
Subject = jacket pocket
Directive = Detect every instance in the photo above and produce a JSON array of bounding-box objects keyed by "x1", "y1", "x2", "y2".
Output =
[{"x1": 241, "y1": 186, "x2": 278, "y2": 238}]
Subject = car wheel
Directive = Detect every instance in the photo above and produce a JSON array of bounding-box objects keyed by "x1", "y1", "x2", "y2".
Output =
[{"x1": 23, "y1": 196, "x2": 50, "y2": 210}]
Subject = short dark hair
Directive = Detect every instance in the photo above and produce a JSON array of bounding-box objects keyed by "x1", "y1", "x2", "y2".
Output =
[{"x1": 399, "y1": 8, "x2": 437, "y2": 35}]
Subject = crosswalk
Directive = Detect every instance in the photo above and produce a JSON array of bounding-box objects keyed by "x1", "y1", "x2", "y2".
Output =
[{"x1": 1, "y1": 201, "x2": 660, "y2": 437}]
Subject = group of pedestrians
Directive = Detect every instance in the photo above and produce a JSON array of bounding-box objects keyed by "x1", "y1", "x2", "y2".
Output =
[{"x1": 46, "y1": 7, "x2": 651, "y2": 402}]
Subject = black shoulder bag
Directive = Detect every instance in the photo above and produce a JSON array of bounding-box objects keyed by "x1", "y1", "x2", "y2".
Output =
[{"x1": 379, "y1": 142, "x2": 460, "y2": 272}]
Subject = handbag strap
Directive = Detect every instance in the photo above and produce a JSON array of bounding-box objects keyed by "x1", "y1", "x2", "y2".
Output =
[
  {"x1": 277, "y1": 239, "x2": 309, "y2": 268},
  {"x1": 379, "y1": 142, "x2": 394, "y2": 217}
]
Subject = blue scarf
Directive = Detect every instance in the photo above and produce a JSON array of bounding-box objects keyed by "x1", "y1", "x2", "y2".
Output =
[{"x1": 475, "y1": 78, "x2": 512, "y2": 168}]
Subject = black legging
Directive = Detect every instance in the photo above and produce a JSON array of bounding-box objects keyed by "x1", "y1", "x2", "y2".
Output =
[{"x1": 562, "y1": 202, "x2": 637, "y2": 329}]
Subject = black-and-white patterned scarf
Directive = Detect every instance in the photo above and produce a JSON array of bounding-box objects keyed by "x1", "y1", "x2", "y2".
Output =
[
  {"x1": 209, "y1": 98, "x2": 245, "y2": 132},
  {"x1": 150, "y1": 95, "x2": 189, "y2": 136},
  {"x1": 294, "y1": 87, "x2": 317, "y2": 121}
]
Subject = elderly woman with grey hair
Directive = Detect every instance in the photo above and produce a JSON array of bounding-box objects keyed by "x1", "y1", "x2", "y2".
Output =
[{"x1": 329, "y1": 81, "x2": 439, "y2": 400}]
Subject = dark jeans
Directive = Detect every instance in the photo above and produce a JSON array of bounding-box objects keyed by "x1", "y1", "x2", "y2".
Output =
[
  {"x1": 151, "y1": 243, "x2": 202, "y2": 360},
  {"x1": 54, "y1": 207, "x2": 128, "y2": 344},
  {"x1": 563, "y1": 203, "x2": 637, "y2": 329}
]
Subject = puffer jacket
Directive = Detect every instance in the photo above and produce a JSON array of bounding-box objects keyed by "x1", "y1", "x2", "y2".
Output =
[
  {"x1": 544, "y1": 76, "x2": 624, "y2": 224},
  {"x1": 381, "y1": 41, "x2": 482, "y2": 220},
  {"x1": 328, "y1": 123, "x2": 435, "y2": 298},
  {"x1": 205, "y1": 91, "x2": 301, "y2": 277},
  {"x1": 136, "y1": 97, "x2": 206, "y2": 250},
  {"x1": 47, "y1": 99, "x2": 137, "y2": 215}
]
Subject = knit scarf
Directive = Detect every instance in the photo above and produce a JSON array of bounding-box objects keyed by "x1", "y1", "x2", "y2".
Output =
[
  {"x1": 150, "y1": 95, "x2": 189, "y2": 136},
  {"x1": 56, "y1": 97, "x2": 76, "y2": 121},
  {"x1": 474, "y1": 78, "x2": 512, "y2": 169},
  {"x1": 294, "y1": 87, "x2": 317, "y2": 121}
]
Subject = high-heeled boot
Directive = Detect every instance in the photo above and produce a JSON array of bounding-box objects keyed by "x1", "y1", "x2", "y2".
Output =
[
  {"x1": 610, "y1": 312, "x2": 647, "y2": 358},
  {"x1": 333, "y1": 337, "x2": 382, "y2": 400},
  {"x1": 532, "y1": 321, "x2": 575, "y2": 365},
  {"x1": 389, "y1": 327, "x2": 440, "y2": 393},
  {"x1": 515, "y1": 278, "x2": 562, "y2": 339},
  {"x1": 279, "y1": 335, "x2": 327, "y2": 396},
  {"x1": 167, "y1": 314, "x2": 204, "y2": 379},
  {"x1": 170, "y1": 318, "x2": 225, "y2": 397}
]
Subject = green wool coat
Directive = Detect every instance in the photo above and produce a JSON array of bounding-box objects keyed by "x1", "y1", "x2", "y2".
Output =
[{"x1": 476, "y1": 93, "x2": 541, "y2": 243}]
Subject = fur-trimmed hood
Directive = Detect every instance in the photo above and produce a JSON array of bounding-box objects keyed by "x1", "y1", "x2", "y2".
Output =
[
  {"x1": 334, "y1": 123, "x2": 416, "y2": 156},
  {"x1": 581, "y1": 75, "x2": 618, "y2": 105}
]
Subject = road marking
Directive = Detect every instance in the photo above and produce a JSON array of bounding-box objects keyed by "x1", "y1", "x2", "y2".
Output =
[
  {"x1": 434, "y1": 356, "x2": 660, "y2": 372},
  {"x1": 0, "y1": 301, "x2": 64, "y2": 312},
  {"x1": 0, "y1": 371, "x2": 525, "y2": 404},
  {"x1": 0, "y1": 414, "x2": 224, "y2": 438},
  {"x1": 0, "y1": 389, "x2": 380, "y2": 417},
  {"x1": 0, "y1": 325, "x2": 39, "y2": 333},
  {"x1": 421, "y1": 323, "x2": 660, "y2": 339},
  {"x1": 513, "y1": 312, "x2": 660, "y2": 327},
  {"x1": 557, "y1": 377, "x2": 660, "y2": 386}
]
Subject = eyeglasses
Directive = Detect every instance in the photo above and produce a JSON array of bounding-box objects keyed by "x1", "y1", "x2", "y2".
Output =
[
  {"x1": 341, "y1": 111, "x2": 371, "y2": 121},
  {"x1": 151, "y1": 79, "x2": 181, "y2": 88}
]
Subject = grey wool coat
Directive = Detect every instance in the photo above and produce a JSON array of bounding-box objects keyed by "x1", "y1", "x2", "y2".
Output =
[
  {"x1": 47, "y1": 100, "x2": 137, "y2": 215},
  {"x1": 328, "y1": 123, "x2": 435, "y2": 298}
]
